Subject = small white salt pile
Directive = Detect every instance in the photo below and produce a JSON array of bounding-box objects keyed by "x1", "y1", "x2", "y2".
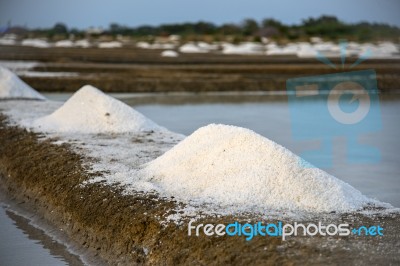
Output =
[
  {"x1": 161, "y1": 50, "x2": 179, "y2": 57},
  {"x1": 75, "y1": 39, "x2": 91, "y2": 48},
  {"x1": 98, "y1": 41, "x2": 122, "y2": 49},
  {"x1": 179, "y1": 43, "x2": 208, "y2": 53},
  {"x1": 0, "y1": 66, "x2": 45, "y2": 100},
  {"x1": 21, "y1": 39, "x2": 51, "y2": 48},
  {"x1": 55, "y1": 40, "x2": 74, "y2": 48},
  {"x1": 143, "y1": 124, "x2": 382, "y2": 213},
  {"x1": 32, "y1": 85, "x2": 162, "y2": 133},
  {"x1": 222, "y1": 42, "x2": 264, "y2": 55}
]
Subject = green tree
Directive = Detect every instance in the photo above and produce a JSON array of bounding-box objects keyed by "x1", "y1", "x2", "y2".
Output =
[
  {"x1": 242, "y1": 18, "x2": 259, "y2": 36},
  {"x1": 219, "y1": 23, "x2": 241, "y2": 35},
  {"x1": 52, "y1": 23, "x2": 68, "y2": 34}
]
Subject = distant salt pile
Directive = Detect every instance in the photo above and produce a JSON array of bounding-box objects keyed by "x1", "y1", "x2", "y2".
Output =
[
  {"x1": 161, "y1": 50, "x2": 179, "y2": 57},
  {"x1": 21, "y1": 39, "x2": 51, "y2": 48},
  {"x1": 0, "y1": 66, "x2": 45, "y2": 100},
  {"x1": 143, "y1": 124, "x2": 382, "y2": 213},
  {"x1": 74, "y1": 39, "x2": 91, "y2": 48},
  {"x1": 32, "y1": 85, "x2": 162, "y2": 133},
  {"x1": 136, "y1": 41, "x2": 151, "y2": 49},
  {"x1": 197, "y1": 42, "x2": 219, "y2": 51},
  {"x1": 55, "y1": 40, "x2": 74, "y2": 47},
  {"x1": 266, "y1": 44, "x2": 298, "y2": 56},
  {"x1": 222, "y1": 42, "x2": 264, "y2": 55},
  {"x1": 179, "y1": 43, "x2": 208, "y2": 53},
  {"x1": 98, "y1": 41, "x2": 122, "y2": 49},
  {"x1": 136, "y1": 42, "x2": 176, "y2": 50},
  {"x1": 0, "y1": 36, "x2": 16, "y2": 46}
]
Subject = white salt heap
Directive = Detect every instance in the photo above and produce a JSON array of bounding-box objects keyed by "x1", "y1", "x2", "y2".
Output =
[
  {"x1": 0, "y1": 66, "x2": 45, "y2": 100},
  {"x1": 21, "y1": 39, "x2": 51, "y2": 48},
  {"x1": 179, "y1": 43, "x2": 208, "y2": 53},
  {"x1": 32, "y1": 85, "x2": 162, "y2": 133},
  {"x1": 98, "y1": 41, "x2": 122, "y2": 49},
  {"x1": 161, "y1": 50, "x2": 179, "y2": 57},
  {"x1": 142, "y1": 124, "x2": 382, "y2": 213}
]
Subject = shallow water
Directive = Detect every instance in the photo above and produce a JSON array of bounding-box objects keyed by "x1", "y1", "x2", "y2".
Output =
[
  {"x1": 0, "y1": 203, "x2": 83, "y2": 266},
  {"x1": 43, "y1": 92, "x2": 400, "y2": 208}
]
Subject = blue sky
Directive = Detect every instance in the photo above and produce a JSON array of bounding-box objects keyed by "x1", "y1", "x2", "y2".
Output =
[{"x1": 1, "y1": 0, "x2": 400, "y2": 29}]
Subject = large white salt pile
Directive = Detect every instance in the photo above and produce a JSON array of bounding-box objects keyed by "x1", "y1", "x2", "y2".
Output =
[
  {"x1": 142, "y1": 124, "x2": 383, "y2": 213},
  {"x1": 0, "y1": 66, "x2": 45, "y2": 100},
  {"x1": 32, "y1": 85, "x2": 162, "y2": 133}
]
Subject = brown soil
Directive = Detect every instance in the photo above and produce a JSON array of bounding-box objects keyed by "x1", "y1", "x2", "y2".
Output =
[
  {"x1": 0, "y1": 113, "x2": 399, "y2": 265},
  {"x1": 1, "y1": 45, "x2": 399, "y2": 93}
]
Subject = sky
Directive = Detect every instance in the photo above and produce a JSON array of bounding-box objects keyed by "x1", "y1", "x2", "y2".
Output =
[{"x1": 1, "y1": 0, "x2": 400, "y2": 29}]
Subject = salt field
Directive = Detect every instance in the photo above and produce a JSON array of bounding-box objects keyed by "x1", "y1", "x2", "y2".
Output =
[{"x1": 0, "y1": 10, "x2": 399, "y2": 262}]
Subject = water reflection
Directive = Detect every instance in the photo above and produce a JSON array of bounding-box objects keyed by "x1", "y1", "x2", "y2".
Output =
[{"x1": 0, "y1": 204, "x2": 83, "y2": 266}]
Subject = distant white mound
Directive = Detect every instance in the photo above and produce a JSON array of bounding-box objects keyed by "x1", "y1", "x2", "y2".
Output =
[
  {"x1": 297, "y1": 45, "x2": 318, "y2": 58},
  {"x1": 21, "y1": 39, "x2": 51, "y2": 48},
  {"x1": 32, "y1": 85, "x2": 162, "y2": 133},
  {"x1": 136, "y1": 42, "x2": 151, "y2": 49},
  {"x1": 0, "y1": 38, "x2": 16, "y2": 46},
  {"x1": 0, "y1": 66, "x2": 45, "y2": 100},
  {"x1": 55, "y1": 40, "x2": 74, "y2": 48},
  {"x1": 142, "y1": 124, "x2": 385, "y2": 213},
  {"x1": 98, "y1": 41, "x2": 122, "y2": 49},
  {"x1": 266, "y1": 44, "x2": 298, "y2": 56},
  {"x1": 179, "y1": 43, "x2": 208, "y2": 53},
  {"x1": 222, "y1": 42, "x2": 264, "y2": 55},
  {"x1": 75, "y1": 39, "x2": 91, "y2": 48},
  {"x1": 161, "y1": 50, "x2": 179, "y2": 57}
]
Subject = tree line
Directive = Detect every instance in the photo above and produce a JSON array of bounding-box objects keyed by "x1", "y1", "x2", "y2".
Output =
[{"x1": 30, "y1": 15, "x2": 400, "y2": 42}]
